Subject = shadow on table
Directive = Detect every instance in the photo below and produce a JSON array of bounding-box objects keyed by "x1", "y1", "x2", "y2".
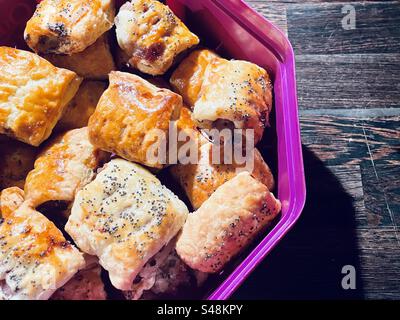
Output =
[{"x1": 232, "y1": 145, "x2": 365, "y2": 299}]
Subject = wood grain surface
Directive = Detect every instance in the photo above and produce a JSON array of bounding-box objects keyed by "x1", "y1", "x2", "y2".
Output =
[{"x1": 233, "y1": 0, "x2": 400, "y2": 300}]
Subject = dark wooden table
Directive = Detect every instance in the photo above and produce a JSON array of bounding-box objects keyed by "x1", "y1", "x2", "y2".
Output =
[{"x1": 232, "y1": 0, "x2": 400, "y2": 300}]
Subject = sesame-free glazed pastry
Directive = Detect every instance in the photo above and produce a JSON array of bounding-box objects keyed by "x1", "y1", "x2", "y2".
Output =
[
  {"x1": 88, "y1": 71, "x2": 183, "y2": 168},
  {"x1": 24, "y1": 127, "x2": 109, "y2": 208},
  {"x1": 24, "y1": 0, "x2": 115, "y2": 54},
  {"x1": 115, "y1": 0, "x2": 199, "y2": 75},
  {"x1": 170, "y1": 49, "x2": 219, "y2": 107},
  {"x1": 0, "y1": 187, "x2": 85, "y2": 300},
  {"x1": 51, "y1": 255, "x2": 106, "y2": 300},
  {"x1": 170, "y1": 146, "x2": 274, "y2": 210},
  {"x1": 192, "y1": 59, "x2": 273, "y2": 144},
  {"x1": 43, "y1": 34, "x2": 116, "y2": 80},
  {"x1": 0, "y1": 139, "x2": 37, "y2": 190},
  {"x1": 176, "y1": 172, "x2": 281, "y2": 273},
  {"x1": 65, "y1": 159, "x2": 188, "y2": 290},
  {"x1": 56, "y1": 80, "x2": 107, "y2": 132},
  {"x1": 0, "y1": 47, "x2": 82, "y2": 146}
]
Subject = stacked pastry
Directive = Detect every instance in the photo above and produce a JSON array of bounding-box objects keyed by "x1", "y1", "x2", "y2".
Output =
[{"x1": 0, "y1": 0, "x2": 280, "y2": 300}]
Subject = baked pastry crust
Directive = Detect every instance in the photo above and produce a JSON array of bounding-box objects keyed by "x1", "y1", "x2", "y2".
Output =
[
  {"x1": 176, "y1": 172, "x2": 281, "y2": 273},
  {"x1": 123, "y1": 239, "x2": 191, "y2": 300},
  {"x1": 170, "y1": 146, "x2": 274, "y2": 210},
  {"x1": 0, "y1": 140, "x2": 37, "y2": 190},
  {"x1": 0, "y1": 47, "x2": 82, "y2": 146},
  {"x1": 193, "y1": 58, "x2": 273, "y2": 144},
  {"x1": 25, "y1": 0, "x2": 115, "y2": 54},
  {"x1": 56, "y1": 80, "x2": 107, "y2": 132},
  {"x1": 115, "y1": 0, "x2": 199, "y2": 75},
  {"x1": 43, "y1": 33, "x2": 116, "y2": 80},
  {"x1": 51, "y1": 255, "x2": 106, "y2": 300},
  {"x1": 170, "y1": 49, "x2": 219, "y2": 107},
  {"x1": 0, "y1": 187, "x2": 85, "y2": 300},
  {"x1": 24, "y1": 127, "x2": 109, "y2": 208},
  {"x1": 88, "y1": 71, "x2": 183, "y2": 168},
  {"x1": 65, "y1": 159, "x2": 188, "y2": 290}
]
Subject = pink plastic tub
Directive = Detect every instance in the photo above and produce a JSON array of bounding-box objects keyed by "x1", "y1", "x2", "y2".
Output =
[{"x1": 0, "y1": 0, "x2": 306, "y2": 300}]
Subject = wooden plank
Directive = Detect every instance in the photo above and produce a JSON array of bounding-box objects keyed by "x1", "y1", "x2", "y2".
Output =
[
  {"x1": 244, "y1": 2, "x2": 288, "y2": 35},
  {"x1": 232, "y1": 227, "x2": 400, "y2": 299},
  {"x1": 287, "y1": 2, "x2": 400, "y2": 54},
  {"x1": 361, "y1": 162, "x2": 400, "y2": 228},
  {"x1": 301, "y1": 116, "x2": 399, "y2": 228},
  {"x1": 295, "y1": 54, "x2": 400, "y2": 110},
  {"x1": 300, "y1": 115, "x2": 400, "y2": 167}
]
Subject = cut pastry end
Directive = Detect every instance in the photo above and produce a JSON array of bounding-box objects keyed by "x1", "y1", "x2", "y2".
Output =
[
  {"x1": 115, "y1": 0, "x2": 199, "y2": 75},
  {"x1": 24, "y1": 0, "x2": 115, "y2": 55}
]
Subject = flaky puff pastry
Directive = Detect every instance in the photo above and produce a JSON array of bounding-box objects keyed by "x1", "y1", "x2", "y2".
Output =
[
  {"x1": 123, "y1": 239, "x2": 191, "y2": 300},
  {"x1": 43, "y1": 33, "x2": 115, "y2": 80},
  {"x1": 176, "y1": 172, "x2": 281, "y2": 273},
  {"x1": 56, "y1": 80, "x2": 107, "y2": 132},
  {"x1": 24, "y1": 127, "x2": 109, "y2": 208},
  {"x1": 170, "y1": 146, "x2": 274, "y2": 210},
  {"x1": 24, "y1": 0, "x2": 115, "y2": 54},
  {"x1": 88, "y1": 71, "x2": 183, "y2": 168},
  {"x1": 193, "y1": 59, "x2": 273, "y2": 144},
  {"x1": 170, "y1": 49, "x2": 219, "y2": 107},
  {"x1": 0, "y1": 47, "x2": 82, "y2": 146},
  {"x1": 115, "y1": 0, "x2": 199, "y2": 75},
  {"x1": 65, "y1": 159, "x2": 188, "y2": 290},
  {"x1": 51, "y1": 255, "x2": 106, "y2": 300},
  {"x1": 0, "y1": 187, "x2": 85, "y2": 300},
  {"x1": 0, "y1": 140, "x2": 37, "y2": 190}
]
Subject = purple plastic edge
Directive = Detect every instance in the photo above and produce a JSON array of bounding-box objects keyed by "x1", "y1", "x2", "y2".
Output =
[{"x1": 203, "y1": 0, "x2": 307, "y2": 300}]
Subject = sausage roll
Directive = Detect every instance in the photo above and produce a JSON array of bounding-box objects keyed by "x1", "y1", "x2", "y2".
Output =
[
  {"x1": 193, "y1": 59, "x2": 273, "y2": 144},
  {"x1": 51, "y1": 255, "x2": 106, "y2": 300},
  {"x1": 24, "y1": 0, "x2": 115, "y2": 54},
  {"x1": 88, "y1": 71, "x2": 183, "y2": 168},
  {"x1": 115, "y1": 0, "x2": 199, "y2": 75},
  {"x1": 176, "y1": 172, "x2": 281, "y2": 273},
  {"x1": 43, "y1": 33, "x2": 115, "y2": 80},
  {"x1": 65, "y1": 159, "x2": 188, "y2": 290},
  {"x1": 0, "y1": 140, "x2": 37, "y2": 190},
  {"x1": 170, "y1": 49, "x2": 219, "y2": 107},
  {"x1": 123, "y1": 239, "x2": 192, "y2": 300},
  {"x1": 170, "y1": 145, "x2": 274, "y2": 210},
  {"x1": 0, "y1": 47, "x2": 82, "y2": 146},
  {"x1": 24, "y1": 127, "x2": 109, "y2": 208},
  {"x1": 56, "y1": 80, "x2": 107, "y2": 132},
  {"x1": 0, "y1": 187, "x2": 85, "y2": 300}
]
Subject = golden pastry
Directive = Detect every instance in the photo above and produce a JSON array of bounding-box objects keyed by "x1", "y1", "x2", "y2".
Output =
[
  {"x1": 193, "y1": 58, "x2": 273, "y2": 144},
  {"x1": 25, "y1": 0, "x2": 115, "y2": 54},
  {"x1": 24, "y1": 127, "x2": 109, "y2": 208},
  {"x1": 88, "y1": 71, "x2": 182, "y2": 168},
  {"x1": 170, "y1": 49, "x2": 219, "y2": 107},
  {"x1": 56, "y1": 80, "x2": 107, "y2": 132},
  {"x1": 0, "y1": 187, "x2": 85, "y2": 300},
  {"x1": 0, "y1": 140, "x2": 37, "y2": 190},
  {"x1": 51, "y1": 255, "x2": 106, "y2": 300},
  {"x1": 176, "y1": 172, "x2": 281, "y2": 273},
  {"x1": 115, "y1": 0, "x2": 199, "y2": 75},
  {"x1": 170, "y1": 146, "x2": 274, "y2": 210},
  {"x1": 43, "y1": 33, "x2": 115, "y2": 80},
  {"x1": 0, "y1": 46, "x2": 82, "y2": 146},
  {"x1": 65, "y1": 159, "x2": 188, "y2": 290}
]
